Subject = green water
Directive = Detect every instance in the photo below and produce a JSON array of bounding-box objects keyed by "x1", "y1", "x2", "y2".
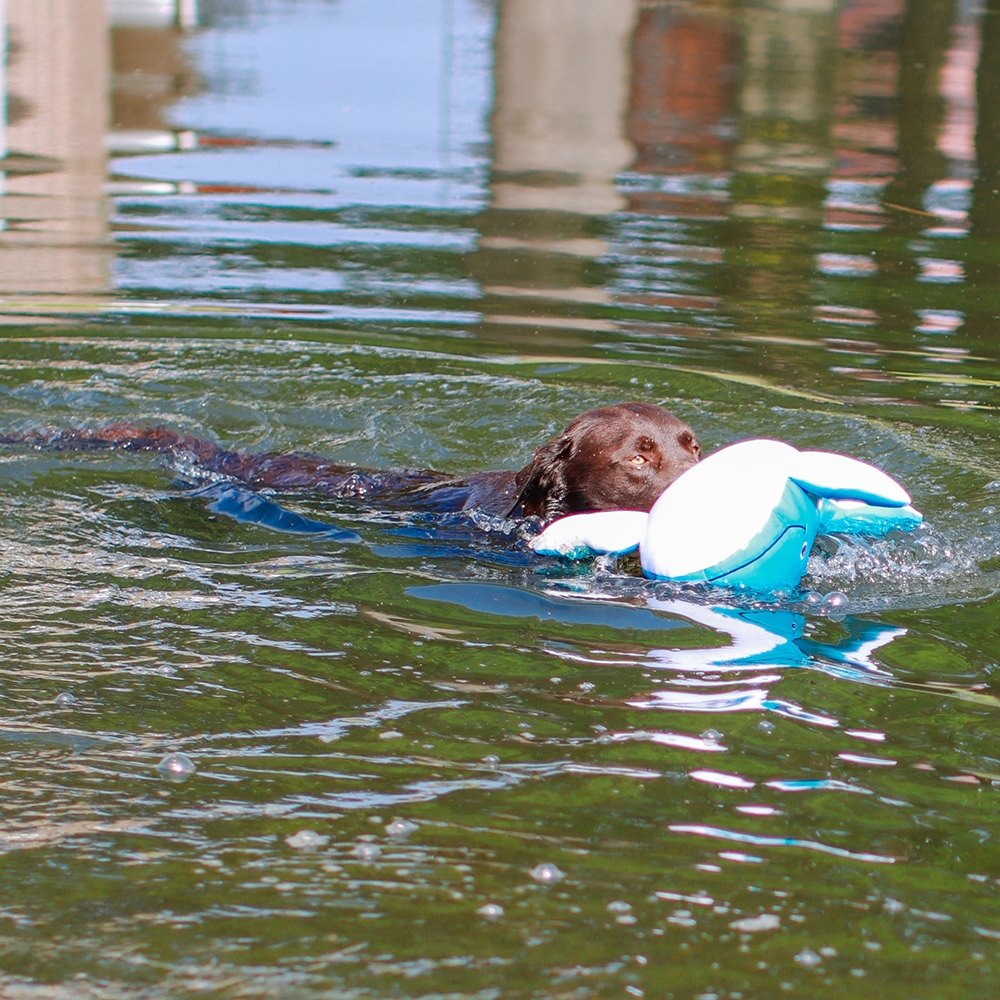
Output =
[{"x1": 1, "y1": 0, "x2": 1000, "y2": 995}]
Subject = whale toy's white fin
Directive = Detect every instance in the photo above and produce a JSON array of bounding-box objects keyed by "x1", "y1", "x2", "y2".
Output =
[
  {"x1": 791, "y1": 451, "x2": 910, "y2": 507},
  {"x1": 530, "y1": 510, "x2": 648, "y2": 559}
]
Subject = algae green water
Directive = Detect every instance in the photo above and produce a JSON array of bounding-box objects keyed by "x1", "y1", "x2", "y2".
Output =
[{"x1": 1, "y1": 0, "x2": 1000, "y2": 996}]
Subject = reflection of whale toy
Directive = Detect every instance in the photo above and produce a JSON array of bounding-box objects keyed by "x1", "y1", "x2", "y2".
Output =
[{"x1": 530, "y1": 439, "x2": 922, "y2": 593}]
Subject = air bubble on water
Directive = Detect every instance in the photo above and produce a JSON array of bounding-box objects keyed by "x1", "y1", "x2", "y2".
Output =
[
  {"x1": 54, "y1": 692, "x2": 76, "y2": 707},
  {"x1": 758, "y1": 720, "x2": 775, "y2": 733},
  {"x1": 477, "y1": 902, "x2": 504, "y2": 919},
  {"x1": 802, "y1": 590, "x2": 824, "y2": 606},
  {"x1": 819, "y1": 946, "x2": 837, "y2": 958},
  {"x1": 607, "y1": 900, "x2": 632, "y2": 913},
  {"x1": 823, "y1": 591, "x2": 848, "y2": 610},
  {"x1": 482, "y1": 754, "x2": 500, "y2": 767},
  {"x1": 594, "y1": 554, "x2": 616, "y2": 574},
  {"x1": 730, "y1": 913, "x2": 781, "y2": 933},
  {"x1": 794, "y1": 948, "x2": 822, "y2": 968},
  {"x1": 379, "y1": 730, "x2": 403, "y2": 740},
  {"x1": 156, "y1": 753, "x2": 196, "y2": 781},
  {"x1": 700, "y1": 728, "x2": 723, "y2": 743},
  {"x1": 578, "y1": 681, "x2": 595, "y2": 692},
  {"x1": 385, "y1": 818, "x2": 418, "y2": 838},
  {"x1": 353, "y1": 842, "x2": 382, "y2": 862},
  {"x1": 529, "y1": 862, "x2": 565, "y2": 884},
  {"x1": 286, "y1": 829, "x2": 328, "y2": 851}
]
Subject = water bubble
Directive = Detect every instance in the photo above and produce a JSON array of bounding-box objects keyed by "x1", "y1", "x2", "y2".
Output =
[
  {"x1": 353, "y1": 842, "x2": 382, "y2": 862},
  {"x1": 701, "y1": 728, "x2": 723, "y2": 743},
  {"x1": 385, "y1": 818, "x2": 418, "y2": 838},
  {"x1": 156, "y1": 753, "x2": 196, "y2": 781},
  {"x1": 984, "y1": 506, "x2": 997, "y2": 516},
  {"x1": 802, "y1": 590, "x2": 824, "y2": 606},
  {"x1": 482, "y1": 754, "x2": 500, "y2": 767},
  {"x1": 758, "y1": 720, "x2": 775, "y2": 733},
  {"x1": 823, "y1": 591, "x2": 848, "y2": 610},
  {"x1": 286, "y1": 829, "x2": 328, "y2": 851},
  {"x1": 477, "y1": 902, "x2": 504, "y2": 919},
  {"x1": 795, "y1": 948, "x2": 822, "y2": 968},
  {"x1": 378, "y1": 730, "x2": 403, "y2": 740},
  {"x1": 53, "y1": 692, "x2": 76, "y2": 707},
  {"x1": 607, "y1": 901, "x2": 636, "y2": 924},
  {"x1": 529, "y1": 862, "x2": 565, "y2": 884},
  {"x1": 730, "y1": 913, "x2": 781, "y2": 933},
  {"x1": 819, "y1": 946, "x2": 837, "y2": 958}
]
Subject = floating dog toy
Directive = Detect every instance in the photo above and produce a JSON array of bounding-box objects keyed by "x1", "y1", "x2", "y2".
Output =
[{"x1": 530, "y1": 439, "x2": 922, "y2": 593}]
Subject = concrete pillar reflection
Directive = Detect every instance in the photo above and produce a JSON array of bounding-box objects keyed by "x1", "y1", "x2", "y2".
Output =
[
  {"x1": 0, "y1": 0, "x2": 110, "y2": 295},
  {"x1": 491, "y1": 0, "x2": 639, "y2": 216},
  {"x1": 732, "y1": 0, "x2": 839, "y2": 212},
  {"x1": 473, "y1": 0, "x2": 639, "y2": 332},
  {"x1": 972, "y1": 0, "x2": 1000, "y2": 239},
  {"x1": 722, "y1": 0, "x2": 839, "y2": 320},
  {"x1": 881, "y1": 0, "x2": 957, "y2": 222}
]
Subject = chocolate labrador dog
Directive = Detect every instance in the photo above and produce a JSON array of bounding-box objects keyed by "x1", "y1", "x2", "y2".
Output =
[{"x1": 10, "y1": 402, "x2": 700, "y2": 521}]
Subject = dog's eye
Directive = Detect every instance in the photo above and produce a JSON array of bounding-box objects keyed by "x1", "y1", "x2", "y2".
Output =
[{"x1": 629, "y1": 454, "x2": 647, "y2": 466}]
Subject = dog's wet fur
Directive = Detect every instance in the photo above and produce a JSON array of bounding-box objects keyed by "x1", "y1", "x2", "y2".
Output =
[{"x1": 7, "y1": 402, "x2": 700, "y2": 521}]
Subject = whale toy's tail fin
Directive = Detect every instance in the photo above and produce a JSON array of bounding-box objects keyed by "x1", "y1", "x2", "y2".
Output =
[{"x1": 790, "y1": 451, "x2": 911, "y2": 507}]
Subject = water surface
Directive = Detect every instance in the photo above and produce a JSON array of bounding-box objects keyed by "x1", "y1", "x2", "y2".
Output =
[{"x1": 1, "y1": 0, "x2": 1000, "y2": 996}]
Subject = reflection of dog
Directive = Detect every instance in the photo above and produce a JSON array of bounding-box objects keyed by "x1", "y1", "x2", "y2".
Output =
[{"x1": 12, "y1": 402, "x2": 701, "y2": 520}]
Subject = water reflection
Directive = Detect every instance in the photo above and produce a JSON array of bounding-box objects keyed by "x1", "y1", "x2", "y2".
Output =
[
  {"x1": 1, "y1": 0, "x2": 995, "y2": 417},
  {"x1": 410, "y1": 581, "x2": 906, "y2": 728},
  {"x1": 971, "y1": 0, "x2": 1000, "y2": 239},
  {"x1": 0, "y1": 0, "x2": 110, "y2": 295}
]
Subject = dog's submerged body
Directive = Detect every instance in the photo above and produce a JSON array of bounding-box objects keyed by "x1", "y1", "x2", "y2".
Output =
[{"x1": 8, "y1": 402, "x2": 701, "y2": 521}]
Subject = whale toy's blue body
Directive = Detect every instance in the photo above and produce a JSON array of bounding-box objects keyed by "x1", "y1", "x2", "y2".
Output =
[{"x1": 530, "y1": 439, "x2": 921, "y2": 593}]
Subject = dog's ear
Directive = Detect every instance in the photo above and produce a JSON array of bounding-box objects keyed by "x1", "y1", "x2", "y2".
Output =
[{"x1": 508, "y1": 434, "x2": 574, "y2": 518}]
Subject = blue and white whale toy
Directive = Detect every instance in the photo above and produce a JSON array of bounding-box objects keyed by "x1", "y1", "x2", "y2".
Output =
[{"x1": 530, "y1": 439, "x2": 922, "y2": 593}]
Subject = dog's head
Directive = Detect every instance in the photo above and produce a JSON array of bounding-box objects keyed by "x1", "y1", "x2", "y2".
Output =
[{"x1": 511, "y1": 402, "x2": 701, "y2": 519}]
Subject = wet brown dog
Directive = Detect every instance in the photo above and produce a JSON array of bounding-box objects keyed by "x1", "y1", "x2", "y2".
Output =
[{"x1": 15, "y1": 402, "x2": 700, "y2": 520}]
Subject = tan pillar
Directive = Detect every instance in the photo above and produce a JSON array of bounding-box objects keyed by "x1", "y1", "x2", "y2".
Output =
[
  {"x1": 491, "y1": 0, "x2": 640, "y2": 216},
  {"x1": 0, "y1": 0, "x2": 110, "y2": 294}
]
